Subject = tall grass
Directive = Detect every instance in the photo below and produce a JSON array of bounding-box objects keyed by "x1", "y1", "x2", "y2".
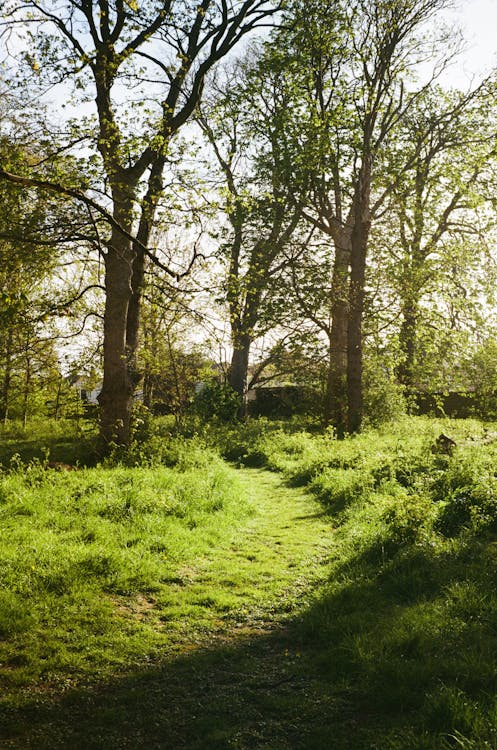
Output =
[
  {"x1": 0, "y1": 447, "x2": 251, "y2": 694},
  {"x1": 4, "y1": 414, "x2": 497, "y2": 748}
]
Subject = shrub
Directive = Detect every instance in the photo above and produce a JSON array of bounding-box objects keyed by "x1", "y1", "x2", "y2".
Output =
[
  {"x1": 309, "y1": 467, "x2": 374, "y2": 515},
  {"x1": 363, "y1": 352, "x2": 407, "y2": 427},
  {"x1": 431, "y1": 451, "x2": 497, "y2": 536},
  {"x1": 381, "y1": 492, "x2": 434, "y2": 547},
  {"x1": 435, "y1": 481, "x2": 497, "y2": 537},
  {"x1": 193, "y1": 381, "x2": 241, "y2": 422}
]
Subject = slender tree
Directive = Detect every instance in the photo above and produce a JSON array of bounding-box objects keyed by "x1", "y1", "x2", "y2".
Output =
[
  {"x1": 374, "y1": 86, "x2": 497, "y2": 390},
  {"x1": 198, "y1": 53, "x2": 302, "y2": 415}
]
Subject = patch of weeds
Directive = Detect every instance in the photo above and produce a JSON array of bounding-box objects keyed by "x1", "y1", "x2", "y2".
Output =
[
  {"x1": 435, "y1": 478, "x2": 497, "y2": 537},
  {"x1": 381, "y1": 491, "x2": 434, "y2": 547},
  {"x1": 309, "y1": 467, "x2": 374, "y2": 515}
]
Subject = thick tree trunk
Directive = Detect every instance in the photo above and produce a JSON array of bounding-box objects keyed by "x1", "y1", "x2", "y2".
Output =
[
  {"x1": 99, "y1": 243, "x2": 134, "y2": 445},
  {"x1": 324, "y1": 237, "x2": 350, "y2": 437},
  {"x1": 98, "y1": 159, "x2": 165, "y2": 448},
  {"x1": 229, "y1": 333, "x2": 251, "y2": 418},
  {"x1": 347, "y1": 165, "x2": 371, "y2": 434}
]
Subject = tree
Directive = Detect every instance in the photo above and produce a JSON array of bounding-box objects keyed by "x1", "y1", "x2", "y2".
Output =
[
  {"x1": 197, "y1": 52, "x2": 303, "y2": 416},
  {"x1": 0, "y1": 82, "x2": 108, "y2": 422},
  {"x1": 372, "y1": 85, "x2": 497, "y2": 391},
  {"x1": 138, "y1": 277, "x2": 214, "y2": 419},
  {"x1": 273, "y1": 0, "x2": 457, "y2": 434},
  {"x1": 1, "y1": 0, "x2": 280, "y2": 447}
]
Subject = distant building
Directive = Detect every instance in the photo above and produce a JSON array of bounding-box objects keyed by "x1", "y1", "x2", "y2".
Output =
[{"x1": 71, "y1": 378, "x2": 142, "y2": 406}]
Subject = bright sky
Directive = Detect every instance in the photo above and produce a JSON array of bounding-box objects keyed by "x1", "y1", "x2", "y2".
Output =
[{"x1": 446, "y1": 0, "x2": 497, "y2": 84}]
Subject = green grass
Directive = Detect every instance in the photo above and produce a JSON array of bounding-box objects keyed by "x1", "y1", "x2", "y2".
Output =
[
  {"x1": 3, "y1": 416, "x2": 497, "y2": 748},
  {"x1": 245, "y1": 416, "x2": 497, "y2": 749},
  {"x1": 0, "y1": 423, "x2": 334, "y2": 748},
  {"x1": 0, "y1": 452, "x2": 256, "y2": 692},
  {"x1": 0, "y1": 418, "x2": 99, "y2": 467}
]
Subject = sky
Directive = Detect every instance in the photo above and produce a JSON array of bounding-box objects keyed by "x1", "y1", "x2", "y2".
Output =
[
  {"x1": 7, "y1": 1, "x2": 497, "y2": 117},
  {"x1": 445, "y1": 0, "x2": 497, "y2": 85}
]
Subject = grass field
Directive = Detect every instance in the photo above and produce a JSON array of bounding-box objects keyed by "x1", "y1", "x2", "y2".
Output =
[{"x1": 2, "y1": 416, "x2": 497, "y2": 748}]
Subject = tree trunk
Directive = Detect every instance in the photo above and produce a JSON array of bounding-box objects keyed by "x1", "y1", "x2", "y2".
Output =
[
  {"x1": 22, "y1": 352, "x2": 31, "y2": 429},
  {"x1": 229, "y1": 333, "x2": 251, "y2": 419},
  {"x1": 53, "y1": 375, "x2": 62, "y2": 420},
  {"x1": 98, "y1": 201, "x2": 135, "y2": 446},
  {"x1": 397, "y1": 297, "x2": 418, "y2": 389},
  {"x1": 97, "y1": 158, "x2": 167, "y2": 448},
  {"x1": 347, "y1": 165, "x2": 371, "y2": 434},
  {"x1": 324, "y1": 236, "x2": 350, "y2": 437},
  {"x1": 142, "y1": 363, "x2": 153, "y2": 409},
  {"x1": 0, "y1": 327, "x2": 13, "y2": 423},
  {"x1": 126, "y1": 156, "x2": 165, "y2": 391},
  {"x1": 126, "y1": 246, "x2": 145, "y2": 389},
  {"x1": 166, "y1": 330, "x2": 183, "y2": 425}
]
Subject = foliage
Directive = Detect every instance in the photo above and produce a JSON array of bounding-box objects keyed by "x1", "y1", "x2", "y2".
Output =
[
  {"x1": 0, "y1": 119, "x2": 101, "y2": 424},
  {"x1": 193, "y1": 380, "x2": 242, "y2": 423},
  {"x1": 462, "y1": 338, "x2": 497, "y2": 419},
  {"x1": 3, "y1": 0, "x2": 281, "y2": 446},
  {"x1": 362, "y1": 349, "x2": 407, "y2": 426},
  {"x1": 137, "y1": 282, "x2": 216, "y2": 418}
]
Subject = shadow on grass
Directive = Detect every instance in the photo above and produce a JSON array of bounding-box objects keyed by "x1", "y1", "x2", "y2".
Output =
[
  {"x1": 0, "y1": 627, "x2": 347, "y2": 750},
  {"x1": 3, "y1": 528, "x2": 497, "y2": 750},
  {"x1": 0, "y1": 434, "x2": 99, "y2": 469}
]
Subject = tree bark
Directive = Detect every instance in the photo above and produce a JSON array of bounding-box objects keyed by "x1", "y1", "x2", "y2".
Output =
[
  {"x1": 229, "y1": 333, "x2": 251, "y2": 418},
  {"x1": 325, "y1": 234, "x2": 350, "y2": 437},
  {"x1": 126, "y1": 156, "x2": 165, "y2": 390},
  {"x1": 397, "y1": 297, "x2": 418, "y2": 389},
  {"x1": 0, "y1": 327, "x2": 13, "y2": 424},
  {"x1": 53, "y1": 375, "x2": 62, "y2": 420},
  {"x1": 347, "y1": 164, "x2": 371, "y2": 434},
  {"x1": 126, "y1": 246, "x2": 145, "y2": 388},
  {"x1": 98, "y1": 185, "x2": 136, "y2": 446},
  {"x1": 22, "y1": 348, "x2": 31, "y2": 429}
]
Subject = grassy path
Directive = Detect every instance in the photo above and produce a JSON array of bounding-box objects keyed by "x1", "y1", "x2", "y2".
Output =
[
  {"x1": 1, "y1": 466, "x2": 338, "y2": 750},
  {"x1": 163, "y1": 467, "x2": 335, "y2": 638}
]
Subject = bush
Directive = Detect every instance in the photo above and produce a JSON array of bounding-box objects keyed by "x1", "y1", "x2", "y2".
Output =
[
  {"x1": 381, "y1": 492, "x2": 434, "y2": 547},
  {"x1": 435, "y1": 481, "x2": 497, "y2": 537},
  {"x1": 193, "y1": 381, "x2": 241, "y2": 422},
  {"x1": 310, "y1": 467, "x2": 374, "y2": 515},
  {"x1": 363, "y1": 352, "x2": 407, "y2": 427}
]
